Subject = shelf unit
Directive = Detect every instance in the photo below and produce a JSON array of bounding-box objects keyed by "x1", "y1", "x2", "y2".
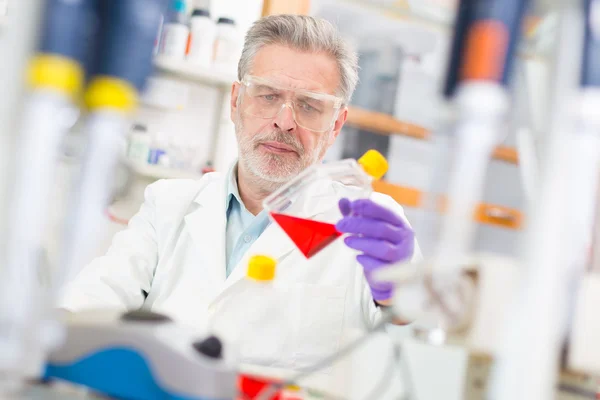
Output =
[
  {"x1": 154, "y1": 55, "x2": 236, "y2": 87},
  {"x1": 346, "y1": 107, "x2": 519, "y2": 165},
  {"x1": 151, "y1": 55, "x2": 235, "y2": 173},
  {"x1": 127, "y1": 162, "x2": 202, "y2": 181},
  {"x1": 372, "y1": 180, "x2": 523, "y2": 230},
  {"x1": 109, "y1": 162, "x2": 204, "y2": 226}
]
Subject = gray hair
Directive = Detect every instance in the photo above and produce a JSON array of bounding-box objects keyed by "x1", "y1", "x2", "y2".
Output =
[{"x1": 238, "y1": 14, "x2": 359, "y2": 104}]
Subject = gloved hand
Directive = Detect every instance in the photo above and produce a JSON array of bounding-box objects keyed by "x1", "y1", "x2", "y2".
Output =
[{"x1": 335, "y1": 198, "x2": 414, "y2": 301}]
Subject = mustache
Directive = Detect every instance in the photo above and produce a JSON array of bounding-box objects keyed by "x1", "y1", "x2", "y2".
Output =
[{"x1": 253, "y1": 130, "x2": 304, "y2": 155}]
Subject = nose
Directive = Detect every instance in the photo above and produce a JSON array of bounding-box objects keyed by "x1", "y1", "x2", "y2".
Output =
[{"x1": 273, "y1": 104, "x2": 296, "y2": 132}]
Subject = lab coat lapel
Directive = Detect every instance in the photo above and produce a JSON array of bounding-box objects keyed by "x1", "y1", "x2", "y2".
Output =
[{"x1": 183, "y1": 179, "x2": 227, "y2": 303}]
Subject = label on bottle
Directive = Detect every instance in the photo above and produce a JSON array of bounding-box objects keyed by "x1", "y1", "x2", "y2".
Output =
[
  {"x1": 148, "y1": 148, "x2": 166, "y2": 164},
  {"x1": 161, "y1": 24, "x2": 189, "y2": 58}
]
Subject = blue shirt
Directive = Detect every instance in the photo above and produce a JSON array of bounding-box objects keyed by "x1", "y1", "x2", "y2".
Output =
[{"x1": 225, "y1": 163, "x2": 271, "y2": 277}]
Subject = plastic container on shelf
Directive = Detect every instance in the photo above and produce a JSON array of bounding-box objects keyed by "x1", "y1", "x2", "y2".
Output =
[
  {"x1": 148, "y1": 130, "x2": 169, "y2": 165},
  {"x1": 262, "y1": 150, "x2": 389, "y2": 259},
  {"x1": 126, "y1": 124, "x2": 151, "y2": 164},
  {"x1": 187, "y1": 8, "x2": 216, "y2": 68},
  {"x1": 213, "y1": 17, "x2": 242, "y2": 74},
  {"x1": 159, "y1": 0, "x2": 189, "y2": 59}
]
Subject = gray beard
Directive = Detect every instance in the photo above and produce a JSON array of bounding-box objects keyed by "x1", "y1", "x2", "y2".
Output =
[{"x1": 235, "y1": 116, "x2": 329, "y2": 193}]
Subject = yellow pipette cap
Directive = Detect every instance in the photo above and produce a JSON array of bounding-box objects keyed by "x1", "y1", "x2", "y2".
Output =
[
  {"x1": 358, "y1": 149, "x2": 389, "y2": 180},
  {"x1": 247, "y1": 255, "x2": 277, "y2": 281}
]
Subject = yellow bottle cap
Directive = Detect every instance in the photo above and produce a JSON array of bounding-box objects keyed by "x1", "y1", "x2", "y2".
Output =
[
  {"x1": 358, "y1": 149, "x2": 389, "y2": 180},
  {"x1": 247, "y1": 255, "x2": 277, "y2": 281}
]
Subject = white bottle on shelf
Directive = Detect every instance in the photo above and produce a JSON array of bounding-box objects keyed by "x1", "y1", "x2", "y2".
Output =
[
  {"x1": 148, "y1": 130, "x2": 169, "y2": 165},
  {"x1": 127, "y1": 124, "x2": 151, "y2": 165},
  {"x1": 187, "y1": 8, "x2": 216, "y2": 68},
  {"x1": 160, "y1": 0, "x2": 189, "y2": 59},
  {"x1": 213, "y1": 17, "x2": 242, "y2": 75}
]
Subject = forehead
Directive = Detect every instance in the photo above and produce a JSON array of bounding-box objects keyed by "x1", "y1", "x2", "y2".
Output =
[{"x1": 248, "y1": 44, "x2": 341, "y2": 96}]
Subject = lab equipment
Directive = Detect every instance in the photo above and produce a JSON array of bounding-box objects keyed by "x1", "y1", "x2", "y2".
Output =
[
  {"x1": 0, "y1": 0, "x2": 94, "y2": 388},
  {"x1": 376, "y1": 0, "x2": 600, "y2": 398},
  {"x1": 148, "y1": 130, "x2": 169, "y2": 165},
  {"x1": 160, "y1": 0, "x2": 189, "y2": 59},
  {"x1": 270, "y1": 214, "x2": 341, "y2": 258},
  {"x1": 253, "y1": 312, "x2": 395, "y2": 400},
  {"x1": 127, "y1": 123, "x2": 151, "y2": 164},
  {"x1": 59, "y1": 0, "x2": 168, "y2": 296},
  {"x1": 262, "y1": 150, "x2": 388, "y2": 259},
  {"x1": 377, "y1": 0, "x2": 529, "y2": 332},
  {"x1": 44, "y1": 310, "x2": 238, "y2": 400},
  {"x1": 209, "y1": 255, "x2": 288, "y2": 366},
  {"x1": 213, "y1": 17, "x2": 242, "y2": 74},
  {"x1": 167, "y1": 133, "x2": 201, "y2": 170},
  {"x1": 6, "y1": 1, "x2": 247, "y2": 398},
  {"x1": 239, "y1": 374, "x2": 285, "y2": 400},
  {"x1": 434, "y1": 0, "x2": 528, "y2": 270},
  {"x1": 187, "y1": 8, "x2": 216, "y2": 67},
  {"x1": 491, "y1": 0, "x2": 600, "y2": 398}
]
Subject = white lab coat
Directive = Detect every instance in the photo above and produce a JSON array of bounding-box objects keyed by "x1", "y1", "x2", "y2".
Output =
[{"x1": 59, "y1": 172, "x2": 422, "y2": 374}]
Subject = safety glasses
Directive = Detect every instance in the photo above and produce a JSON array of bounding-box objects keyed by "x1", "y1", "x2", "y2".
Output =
[{"x1": 238, "y1": 75, "x2": 344, "y2": 133}]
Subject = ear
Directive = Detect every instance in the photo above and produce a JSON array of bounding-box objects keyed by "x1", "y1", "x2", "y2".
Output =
[
  {"x1": 230, "y1": 82, "x2": 241, "y2": 123},
  {"x1": 329, "y1": 107, "x2": 348, "y2": 145}
]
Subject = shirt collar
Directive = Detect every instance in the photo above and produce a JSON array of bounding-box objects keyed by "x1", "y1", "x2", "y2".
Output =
[
  {"x1": 226, "y1": 162, "x2": 243, "y2": 213},
  {"x1": 225, "y1": 162, "x2": 271, "y2": 227}
]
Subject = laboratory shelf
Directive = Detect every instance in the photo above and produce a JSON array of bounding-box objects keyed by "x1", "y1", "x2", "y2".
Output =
[
  {"x1": 153, "y1": 56, "x2": 236, "y2": 88},
  {"x1": 128, "y1": 162, "x2": 202, "y2": 180},
  {"x1": 346, "y1": 107, "x2": 519, "y2": 165}
]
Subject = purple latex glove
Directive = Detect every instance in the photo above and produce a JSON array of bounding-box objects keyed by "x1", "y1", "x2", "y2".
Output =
[{"x1": 335, "y1": 198, "x2": 414, "y2": 301}]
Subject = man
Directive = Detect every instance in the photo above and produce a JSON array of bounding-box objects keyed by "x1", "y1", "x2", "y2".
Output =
[{"x1": 59, "y1": 15, "x2": 422, "y2": 371}]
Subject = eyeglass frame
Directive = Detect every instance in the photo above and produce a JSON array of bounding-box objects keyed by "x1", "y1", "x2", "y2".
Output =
[{"x1": 236, "y1": 74, "x2": 346, "y2": 133}]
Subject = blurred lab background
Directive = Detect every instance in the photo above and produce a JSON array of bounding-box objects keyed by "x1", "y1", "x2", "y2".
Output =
[{"x1": 0, "y1": 1, "x2": 556, "y2": 398}]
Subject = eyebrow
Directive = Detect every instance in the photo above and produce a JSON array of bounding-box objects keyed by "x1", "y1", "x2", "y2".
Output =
[
  {"x1": 253, "y1": 83, "x2": 279, "y2": 92},
  {"x1": 296, "y1": 94, "x2": 325, "y2": 105}
]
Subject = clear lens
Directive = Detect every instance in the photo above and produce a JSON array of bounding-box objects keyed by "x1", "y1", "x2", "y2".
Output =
[{"x1": 240, "y1": 76, "x2": 342, "y2": 132}]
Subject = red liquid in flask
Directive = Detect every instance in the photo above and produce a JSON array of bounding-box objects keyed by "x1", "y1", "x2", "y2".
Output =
[{"x1": 270, "y1": 212, "x2": 342, "y2": 258}]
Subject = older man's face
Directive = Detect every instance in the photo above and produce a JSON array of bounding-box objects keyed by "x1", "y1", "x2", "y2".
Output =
[{"x1": 230, "y1": 44, "x2": 348, "y2": 187}]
